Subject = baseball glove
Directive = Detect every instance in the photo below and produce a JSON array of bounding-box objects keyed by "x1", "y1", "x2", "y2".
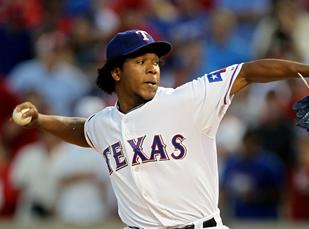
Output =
[{"x1": 293, "y1": 95, "x2": 309, "y2": 131}]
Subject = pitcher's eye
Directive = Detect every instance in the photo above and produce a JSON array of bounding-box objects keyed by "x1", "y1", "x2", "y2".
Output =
[{"x1": 136, "y1": 60, "x2": 144, "y2": 65}]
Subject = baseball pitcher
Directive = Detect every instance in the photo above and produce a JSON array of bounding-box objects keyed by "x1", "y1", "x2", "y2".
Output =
[{"x1": 12, "y1": 30, "x2": 309, "y2": 229}]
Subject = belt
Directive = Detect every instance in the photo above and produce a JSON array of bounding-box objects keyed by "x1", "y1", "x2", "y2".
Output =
[{"x1": 128, "y1": 217, "x2": 217, "y2": 229}]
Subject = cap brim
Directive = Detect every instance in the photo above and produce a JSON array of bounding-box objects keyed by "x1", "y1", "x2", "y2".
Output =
[{"x1": 124, "y1": 41, "x2": 172, "y2": 58}]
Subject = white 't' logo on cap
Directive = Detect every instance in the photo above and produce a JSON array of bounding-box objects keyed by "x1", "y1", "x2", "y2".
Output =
[{"x1": 136, "y1": 30, "x2": 150, "y2": 41}]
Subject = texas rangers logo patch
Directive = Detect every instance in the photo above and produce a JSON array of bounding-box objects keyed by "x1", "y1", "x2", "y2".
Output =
[{"x1": 207, "y1": 68, "x2": 226, "y2": 83}]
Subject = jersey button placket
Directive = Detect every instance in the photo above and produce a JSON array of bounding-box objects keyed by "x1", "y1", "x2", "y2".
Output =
[
  {"x1": 122, "y1": 119, "x2": 127, "y2": 134},
  {"x1": 121, "y1": 118, "x2": 143, "y2": 186},
  {"x1": 121, "y1": 117, "x2": 153, "y2": 209},
  {"x1": 143, "y1": 192, "x2": 148, "y2": 198}
]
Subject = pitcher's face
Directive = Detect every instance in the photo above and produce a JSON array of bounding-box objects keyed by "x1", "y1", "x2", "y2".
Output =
[{"x1": 117, "y1": 53, "x2": 160, "y2": 102}]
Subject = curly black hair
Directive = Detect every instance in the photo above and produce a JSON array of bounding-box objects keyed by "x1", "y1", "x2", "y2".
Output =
[{"x1": 96, "y1": 57, "x2": 126, "y2": 94}]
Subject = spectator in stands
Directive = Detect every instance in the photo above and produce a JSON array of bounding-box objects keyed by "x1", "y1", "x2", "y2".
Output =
[
  {"x1": 287, "y1": 134, "x2": 309, "y2": 220},
  {"x1": 7, "y1": 30, "x2": 91, "y2": 116},
  {"x1": 252, "y1": 0, "x2": 309, "y2": 62},
  {"x1": 0, "y1": 79, "x2": 38, "y2": 159},
  {"x1": 255, "y1": 90, "x2": 297, "y2": 169},
  {"x1": 159, "y1": 0, "x2": 208, "y2": 86},
  {"x1": 217, "y1": 0, "x2": 271, "y2": 51},
  {"x1": 0, "y1": 78, "x2": 19, "y2": 134},
  {"x1": 221, "y1": 129, "x2": 284, "y2": 219},
  {"x1": 8, "y1": 89, "x2": 55, "y2": 223},
  {"x1": 10, "y1": 132, "x2": 61, "y2": 223},
  {"x1": 51, "y1": 96, "x2": 117, "y2": 226},
  {"x1": 0, "y1": 3, "x2": 34, "y2": 77},
  {"x1": 197, "y1": 8, "x2": 250, "y2": 75},
  {"x1": 0, "y1": 139, "x2": 18, "y2": 218}
]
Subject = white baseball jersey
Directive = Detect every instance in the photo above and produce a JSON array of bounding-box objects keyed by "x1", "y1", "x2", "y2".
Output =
[{"x1": 84, "y1": 64, "x2": 242, "y2": 228}]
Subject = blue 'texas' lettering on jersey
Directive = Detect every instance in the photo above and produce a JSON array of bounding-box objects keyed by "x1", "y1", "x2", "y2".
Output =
[{"x1": 102, "y1": 134, "x2": 187, "y2": 174}]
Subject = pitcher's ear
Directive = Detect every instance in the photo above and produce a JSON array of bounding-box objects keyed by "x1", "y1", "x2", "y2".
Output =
[{"x1": 111, "y1": 67, "x2": 121, "y2": 81}]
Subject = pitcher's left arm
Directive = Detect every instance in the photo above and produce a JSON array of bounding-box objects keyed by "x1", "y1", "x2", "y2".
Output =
[{"x1": 231, "y1": 59, "x2": 309, "y2": 95}]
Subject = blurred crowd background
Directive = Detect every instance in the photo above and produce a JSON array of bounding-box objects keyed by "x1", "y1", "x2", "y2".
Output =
[{"x1": 1, "y1": 0, "x2": 309, "y2": 228}]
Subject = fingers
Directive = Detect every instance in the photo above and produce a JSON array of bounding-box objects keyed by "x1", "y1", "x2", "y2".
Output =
[
  {"x1": 12, "y1": 102, "x2": 39, "y2": 126},
  {"x1": 14, "y1": 101, "x2": 36, "y2": 112}
]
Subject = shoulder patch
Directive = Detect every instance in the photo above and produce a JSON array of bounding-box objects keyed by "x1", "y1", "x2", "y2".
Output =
[{"x1": 207, "y1": 68, "x2": 226, "y2": 83}]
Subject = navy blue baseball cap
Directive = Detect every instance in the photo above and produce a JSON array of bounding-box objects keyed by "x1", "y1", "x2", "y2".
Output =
[
  {"x1": 97, "y1": 30, "x2": 172, "y2": 93},
  {"x1": 105, "y1": 29, "x2": 172, "y2": 61}
]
